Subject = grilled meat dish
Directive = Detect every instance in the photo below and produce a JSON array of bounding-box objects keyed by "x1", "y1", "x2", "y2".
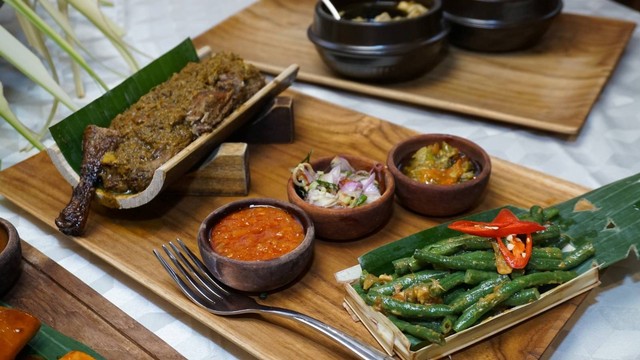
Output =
[
  {"x1": 101, "y1": 53, "x2": 265, "y2": 193},
  {"x1": 56, "y1": 125, "x2": 120, "y2": 235},
  {"x1": 55, "y1": 53, "x2": 265, "y2": 235}
]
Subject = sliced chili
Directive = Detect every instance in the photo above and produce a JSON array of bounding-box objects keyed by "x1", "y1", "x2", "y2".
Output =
[
  {"x1": 448, "y1": 208, "x2": 545, "y2": 269},
  {"x1": 495, "y1": 233, "x2": 533, "y2": 269}
]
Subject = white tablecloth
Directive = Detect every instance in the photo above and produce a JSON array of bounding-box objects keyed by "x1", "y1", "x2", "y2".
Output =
[{"x1": 1, "y1": 1, "x2": 639, "y2": 359}]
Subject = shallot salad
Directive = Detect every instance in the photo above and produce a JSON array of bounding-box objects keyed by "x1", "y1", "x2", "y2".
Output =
[{"x1": 291, "y1": 156, "x2": 382, "y2": 208}]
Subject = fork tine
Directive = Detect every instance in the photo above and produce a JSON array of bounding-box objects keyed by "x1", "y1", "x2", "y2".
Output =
[
  {"x1": 161, "y1": 244, "x2": 222, "y2": 303},
  {"x1": 176, "y1": 239, "x2": 230, "y2": 295},
  {"x1": 152, "y1": 249, "x2": 216, "y2": 309}
]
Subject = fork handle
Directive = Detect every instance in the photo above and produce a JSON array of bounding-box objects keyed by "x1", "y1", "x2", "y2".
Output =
[{"x1": 261, "y1": 307, "x2": 394, "y2": 360}]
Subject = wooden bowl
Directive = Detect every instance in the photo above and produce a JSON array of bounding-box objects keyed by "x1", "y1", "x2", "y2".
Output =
[
  {"x1": 197, "y1": 198, "x2": 314, "y2": 293},
  {"x1": 0, "y1": 218, "x2": 22, "y2": 296},
  {"x1": 387, "y1": 134, "x2": 491, "y2": 217},
  {"x1": 287, "y1": 154, "x2": 395, "y2": 241}
]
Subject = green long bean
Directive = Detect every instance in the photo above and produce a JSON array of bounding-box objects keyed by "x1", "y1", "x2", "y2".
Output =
[
  {"x1": 449, "y1": 276, "x2": 509, "y2": 313},
  {"x1": 388, "y1": 316, "x2": 445, "y2": 345},
  {"x1": 425, "y1": 271, "x2": 466, "y2": 297},
  {"x1": 453, "y1": 271, "x2": 577, "y2": 332},
  {"x1": 527, "y1": 242, "x2": 595, "y2": 271},
  {"x1": 413, "y1": 249, "x2": 497, "y2": 271},
  {"x1": 502, "y1": 288, "x2": 540, "y2": 307},
  {"x1": 365, "y1": 294, "x2": 455, "y2": 319},
  {"x1": 368, "y1": 269, "x2": 449, "y2": 296},
  {"x1": 531, "y1": 247, "x2": 563, "y2": 259},
  {"x1": 443, "y1": 287, "x2": 467, "y2": 304},
  {"x1": 410, "y1": 315, "x2": 457, "y2": 336},
  {"x1": 392, "y1": 236, "x2": 492, "y2": 275},
  {"x1": 463, "y1": 269, "x2": 501, "y2": 285},
  {"x1": 424, "y1": 236, "x2": 492, "y2": 255}
]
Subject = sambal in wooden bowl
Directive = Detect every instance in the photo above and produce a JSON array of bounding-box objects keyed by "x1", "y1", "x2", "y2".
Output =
[{"x1": 197, "y1": 198, "x2": 315, "y2": 293}]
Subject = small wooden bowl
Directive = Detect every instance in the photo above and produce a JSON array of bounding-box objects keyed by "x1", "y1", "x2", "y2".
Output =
[
  {"x1": 287, "y1": 154, "x2": 395, "y2": 241},
  {"x1": 197, "y1": 198, "x2": 314, "y2": 293},
  {"x1": 0, "y1": 218, "x2": 22, "y2": 296},
  {"x1": 387, "y1": 134, "x2": 491, "y2": 217}
]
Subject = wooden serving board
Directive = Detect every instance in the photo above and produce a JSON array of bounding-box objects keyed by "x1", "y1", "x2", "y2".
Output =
[
  {"x1": 3, "y1": 241, "x2": 184, "y2": 359},
  {"x1": 0, "y1": 89, "x2": 592, "y2": 359},
  {"x1": 192, "y1": 0, "x2": 635, "y2": 135}
]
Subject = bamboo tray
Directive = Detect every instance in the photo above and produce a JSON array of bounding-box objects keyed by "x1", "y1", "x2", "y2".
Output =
[
  {"x1": 0, "y1": 89, "x2": 594, "y2": 359},
  {"x1": 338, "y1": 266, "x2": 599, "y2": 359},
  {"x1": 192, "y1": 0, "x2": 635, "y2": 135}
]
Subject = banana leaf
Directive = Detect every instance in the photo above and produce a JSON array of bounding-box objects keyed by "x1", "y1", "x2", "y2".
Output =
[
  {"x1": 49, "y1": 38, "x2": 199, "y2": 174},
  {"x1": 359, "y1": 172, "x2": 640, "y2": 275},
  {"x1": 1, "y1": 301, "x2": 104, "y2": 359}
]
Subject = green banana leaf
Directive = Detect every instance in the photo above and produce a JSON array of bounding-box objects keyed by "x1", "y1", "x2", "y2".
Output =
[
  {"x1": 49, "y1": 38, "x2": 199, "y2": 174},
  {"x1": 359, "y1": 172, "x2": 640, "y2": 275},
  {"x1": 1, "y1": 301, "x2": 104, "y2": 359}
]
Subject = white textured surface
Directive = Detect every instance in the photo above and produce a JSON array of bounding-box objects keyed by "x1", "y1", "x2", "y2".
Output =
[{"x1": 1, "y1": 1, "x2": 639, "y2": 359}]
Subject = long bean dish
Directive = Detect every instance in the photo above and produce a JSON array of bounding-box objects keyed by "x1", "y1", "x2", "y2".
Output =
[{"x1": 353, "y1": 205, "x2": 596, "y2": 348}]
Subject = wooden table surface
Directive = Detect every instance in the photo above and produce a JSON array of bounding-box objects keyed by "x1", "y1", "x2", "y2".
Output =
[
  {"x1": 192, "y1": 0, "x2": 635, "y2": 135},
  {"x1": 0, "y1": 89, "x2": 593, "y2": 359},
  {"x1": 2, "y1": 240, "x2": 185, "y2": 359}
]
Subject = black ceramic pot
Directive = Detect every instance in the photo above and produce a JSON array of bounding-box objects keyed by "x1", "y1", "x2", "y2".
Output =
[
  {"x1": 442, "y1": 0, "x2": 563, "y2": 52},
  {"x1": 308, "y1": 0, "x2": 449, "y2": 82}
]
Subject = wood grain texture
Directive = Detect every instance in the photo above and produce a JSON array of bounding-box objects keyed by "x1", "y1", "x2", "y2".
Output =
[
  {"x1": 0, "y1": 89, "x2": 591, "y2": 359},
  {"x1": 192, "y1": 0, "x2": 635, "y2": 135},
  {"x1": 3, "y1": 241, "x2": 184, "y2": 359},
  {"x1": 167, "y1": 142, "x2": 250, "y2": 196}
]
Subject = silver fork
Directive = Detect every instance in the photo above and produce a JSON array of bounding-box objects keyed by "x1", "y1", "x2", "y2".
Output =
[{"x1": 153, "y1": 239, "x2": 393, "y2": 360}]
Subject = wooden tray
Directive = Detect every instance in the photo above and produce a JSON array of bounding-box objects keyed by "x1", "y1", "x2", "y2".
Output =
[
  {"x1": 3, "y1": 240, "x2": 184, "y2": 359},
  {"x1": 192, "y1": 0, "x2": 635, "y2": 135},
  {"x1": 0, "y1": 89, "x2": 593, "y2": 359}
]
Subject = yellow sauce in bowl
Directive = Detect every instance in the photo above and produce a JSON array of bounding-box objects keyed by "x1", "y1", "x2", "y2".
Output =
[{"x1": 401, "y1": 141, "x2": 478, "y2": 185}]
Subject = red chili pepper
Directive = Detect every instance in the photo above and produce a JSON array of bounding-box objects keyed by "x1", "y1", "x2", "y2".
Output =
[
  {"x1": 448, "y1": 209, "x2": 545, "y2": 269},
  {"x1": 494, "y1": 233, "x2": 533, "y2": 269}
]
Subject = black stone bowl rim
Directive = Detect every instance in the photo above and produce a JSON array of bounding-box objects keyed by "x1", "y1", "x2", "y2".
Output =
[
  {"x1": 444, "y1": 1, "x2": 562, "y2": 29},
  {"x1": 308, "y1": 19, "x2": 450, "y2": 56},
  {"x1": 311, "y1": 0, "x2": 445, "y2": 46}
]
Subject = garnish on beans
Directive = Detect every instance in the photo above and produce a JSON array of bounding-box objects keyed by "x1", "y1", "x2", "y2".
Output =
[{"x1": 448, "y1": 208, "x2": 546, "y2": 269}]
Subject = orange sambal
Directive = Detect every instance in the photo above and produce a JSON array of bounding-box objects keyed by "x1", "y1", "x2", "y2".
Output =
[{"x1": 210, "y1": 206, "x2": 305, "y2": 261}]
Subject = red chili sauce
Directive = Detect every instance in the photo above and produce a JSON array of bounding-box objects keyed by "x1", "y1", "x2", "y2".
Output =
[{"x1": 210, "y1": 206, "x2": 305, "y2": 261}]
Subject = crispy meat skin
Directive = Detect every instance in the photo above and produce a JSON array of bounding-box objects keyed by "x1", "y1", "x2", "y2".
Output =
[
  {"x1": 55, "y1": 125, "x2": 120, "y2": 235},
  {"x1": 55, "y1": 53, "x2": 265, "y2": 235}
]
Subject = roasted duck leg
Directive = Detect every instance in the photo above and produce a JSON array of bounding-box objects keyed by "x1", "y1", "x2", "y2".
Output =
[{"x1": 55, "y1": 125, "x2": 120, "y2": 235}]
